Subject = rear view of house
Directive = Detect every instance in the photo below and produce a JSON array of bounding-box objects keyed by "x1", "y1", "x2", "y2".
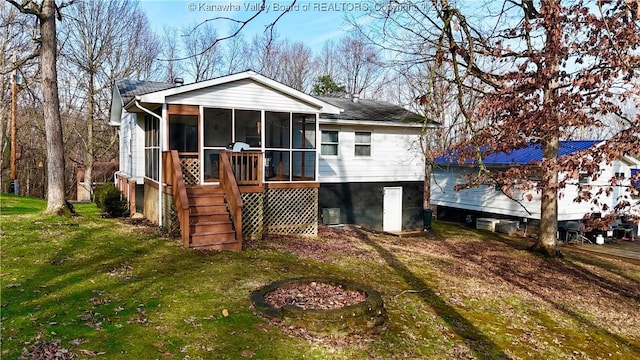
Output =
[{"x1": 110, "y1": 70, "x2": 435, "y2": 250}]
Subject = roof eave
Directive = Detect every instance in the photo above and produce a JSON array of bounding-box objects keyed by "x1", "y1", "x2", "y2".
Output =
[{"x1": 319, "y1": 118, "x2": 439, "y2": 128}]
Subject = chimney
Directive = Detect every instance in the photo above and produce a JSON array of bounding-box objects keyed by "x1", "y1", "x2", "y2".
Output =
[
  {"x1": 352, "y1": 94, "x2": 360, "y2": 103},
  {"x1": 173, "y1": 77, "x2": 184, "y2": 86}
]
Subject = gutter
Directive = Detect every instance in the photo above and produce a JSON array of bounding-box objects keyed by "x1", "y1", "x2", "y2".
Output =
[{"x1": 134, "y1": 98, "x2": 164, "y2": 227}]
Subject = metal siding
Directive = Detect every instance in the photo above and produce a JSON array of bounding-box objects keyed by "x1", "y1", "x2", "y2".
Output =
[
  {"x1": 166, "y1": 79, "x2": 321, "y2": 113},
  {"x1": 431, "y1": 164, "x2": 626, "y2": 221}
]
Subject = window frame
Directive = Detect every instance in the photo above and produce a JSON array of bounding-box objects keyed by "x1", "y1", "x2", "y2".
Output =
[
  {"x1": 354, "y1": 131, "x2": 372, "y2": 157},
  {"x1": 320, "y1": 130, "x2": 339, "y2": 156}
]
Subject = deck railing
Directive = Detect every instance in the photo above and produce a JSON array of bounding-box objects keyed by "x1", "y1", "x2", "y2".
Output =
[
  {"x1": 163, "y1": 150, "x2": 191, "y2": 247},
  {"x1": 219, "y1": 152, "x2": 243, "y2": 245},
  {"x1": 226, "y1": 151, "x2": 263, "y2": 186}
]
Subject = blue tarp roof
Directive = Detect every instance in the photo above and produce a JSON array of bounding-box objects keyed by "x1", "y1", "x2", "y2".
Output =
[{"x1": 435, "y1": 140, "x2": 601, "y2": 166}]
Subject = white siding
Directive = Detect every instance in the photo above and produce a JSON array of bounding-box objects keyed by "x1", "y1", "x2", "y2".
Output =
[
  {"x1": 119, "y1": 112, "x2": 134, "y2": 177},
  {"x1": 166, "y1": 79, "x2": 321, "y2": 113},
  {"x1": 118, "y1": 112, "x2": 146, "y2": 183},
  {"x1": 318, "y1": 125, "x2": 424, "y2": 183},
  {"x1": 431, "y1": 162, "x2": 631, "y2": 221}
]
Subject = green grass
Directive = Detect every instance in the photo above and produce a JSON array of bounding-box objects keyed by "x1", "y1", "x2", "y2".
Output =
[{"x1": 2, "y1": 194, "x2": 639, "y2": 359}]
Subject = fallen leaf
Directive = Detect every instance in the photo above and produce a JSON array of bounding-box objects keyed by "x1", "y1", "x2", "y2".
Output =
[{"x1": 241, "y1": 350, "x2": 255, "y2": 358}]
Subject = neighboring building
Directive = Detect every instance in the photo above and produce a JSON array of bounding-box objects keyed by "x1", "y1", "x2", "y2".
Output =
[
  {"x1": 109, "y1": 70, "x2": 437, "y2": 250},
  {"x1": 432, "y1": 140, "x2": 640, "y2": 226}
]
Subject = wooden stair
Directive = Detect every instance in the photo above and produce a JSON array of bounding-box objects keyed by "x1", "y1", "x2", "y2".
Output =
[{"x1": 186, "y1": 185, "x2": 241, "y2": 250}]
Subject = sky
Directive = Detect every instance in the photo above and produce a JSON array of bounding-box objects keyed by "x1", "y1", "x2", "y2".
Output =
[{"x1": 138, "y1": 0, "x2": 368, "y2": 51}]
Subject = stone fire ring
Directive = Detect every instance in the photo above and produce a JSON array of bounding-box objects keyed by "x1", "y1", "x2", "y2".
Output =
[{"x1": 251, "y1": 277, "x2": 387, "y2": 336}]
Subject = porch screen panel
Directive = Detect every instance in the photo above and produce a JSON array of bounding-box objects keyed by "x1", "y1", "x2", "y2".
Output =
[
  {"x1": 204, "y1": 108, "x2": 232, "y2": 147},
  {"x1": 266, "y1": 112, "x2": 290, "y2": 148},
  {"x1": 292, "y1": 114, "x2": 316, "y2": 181},
  {"x1": 292, "y1": 151, "x2": 315, "y2": 181},
  {"x1": 235, "y1": 110, "x2": 261, "y2": 147},
  {"x1": 265, "y1": 150, "x2": 290, "y2": 181},
  {"x1": 144, "y1": 114, "x2": 159, "y2": 180}
]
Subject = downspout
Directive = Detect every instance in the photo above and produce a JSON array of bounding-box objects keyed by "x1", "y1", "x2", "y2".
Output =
[{"x1": 134, "y1": 98, "x2": 164, "y2": 227}]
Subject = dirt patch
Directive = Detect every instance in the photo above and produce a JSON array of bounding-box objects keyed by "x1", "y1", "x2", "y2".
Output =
[{"x1": 264, "y1": 281, "x2": 366, "y2": 310}]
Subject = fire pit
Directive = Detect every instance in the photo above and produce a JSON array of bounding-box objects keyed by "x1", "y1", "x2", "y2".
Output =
[{"x1": 251, "y1": 277, "x2": 386, "y2": 336}]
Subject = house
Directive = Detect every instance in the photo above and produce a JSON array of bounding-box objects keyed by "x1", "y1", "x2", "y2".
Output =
[
  {"x1": 432, "y1": 140, "x2": 640, "y2": 229},
  {"x1": 109, "y1": 70, "x2": 436, "y2": 250}
]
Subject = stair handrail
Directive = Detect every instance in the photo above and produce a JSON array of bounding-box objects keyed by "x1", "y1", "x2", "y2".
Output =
[
  {"x1": 163, "y1": 150, "x2": 191, "y2": 247},
  {"x1": 220, "y1": 151, "x2": 243, "y2": 245}
]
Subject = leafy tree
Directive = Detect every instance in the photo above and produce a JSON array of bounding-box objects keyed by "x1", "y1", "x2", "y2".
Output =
[
  {"x1": 311, "y1": 75, "x2": 346, "y2": 97},
  {"x1": 364, "y1": 0, "x2": 640, "y2": 256}
]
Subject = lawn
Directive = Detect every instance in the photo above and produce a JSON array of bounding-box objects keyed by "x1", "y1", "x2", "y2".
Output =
[{"x1": 2, "y1": 194, "x2": 639, "y2": 359}]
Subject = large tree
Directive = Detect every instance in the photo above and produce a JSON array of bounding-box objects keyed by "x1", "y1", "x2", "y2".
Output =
[
  {"x1": 364, "y1": 0, "x2": 640, "y2": 256},
  {"x1": 7, "y1": 0, "x2": 76, "y2": 214}
]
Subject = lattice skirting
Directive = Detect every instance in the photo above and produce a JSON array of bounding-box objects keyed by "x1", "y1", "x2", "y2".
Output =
[
  {"x1": 180, "y1": 158, "x2": 199, "y2": 185},
  {"x1": 242, "y1": 192, "x2": 265, "y2": 240},
  {"x1": 263, "y1": 187, "x2": 318, "y2": 236}
]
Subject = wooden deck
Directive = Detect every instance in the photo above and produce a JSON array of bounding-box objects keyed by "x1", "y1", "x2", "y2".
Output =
[{"x1": 562, "y1": 240, "x2": 640, "y2": 265}]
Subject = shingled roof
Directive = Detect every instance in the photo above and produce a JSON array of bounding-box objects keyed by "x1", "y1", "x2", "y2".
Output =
[
  {"x1": 317, "y1": 96, "x2": 425, "y2": 123},
  {"x1": 115, "y1": 79, "x2": 174, "y2": 106},
  {"x1": 113, "y1": 77, "x2": 433, "y2": 126}
]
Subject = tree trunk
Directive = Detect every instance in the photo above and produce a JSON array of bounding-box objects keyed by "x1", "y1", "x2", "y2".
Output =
[
  {"x1": 41, "y1": 0, "x2": 68, "y2": 214},
  {"x1": 83, "y1": 72, "x2": 95, "y2": 201},
  {"x1": 423, "y1": 162, "x2": 432, "y2": 209},
  {"x1": 531, "y1": 0, "x2": 562, "y2": 256},
  {"x1": 533, "y1": 137, "x2": 560, "y2": 256}
]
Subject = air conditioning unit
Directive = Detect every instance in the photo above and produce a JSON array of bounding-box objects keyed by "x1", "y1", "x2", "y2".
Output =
[{"x1": 322, "y1": 208, "x2": 341, "y2": 225}]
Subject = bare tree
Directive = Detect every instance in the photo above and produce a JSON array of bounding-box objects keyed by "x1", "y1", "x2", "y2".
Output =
[
  {"x1": 221, "y1": 26, "x2": 251, "y2": 75},
  {"x1": 181, "y1": 22, "x2": 223, "y2": 82},
  {"x1": 0, "y1": 2, "x2": 39, "y2": 192},
  {"x1": 250, "y1": 32, "x2": 284, "y2": 80},
  {"x1": 279, "y1": 40, "x2": 316, "y2": 92},
  {"x1": 336, "y1": 33, "x2": 384, "y2": 97},
  {"x1": 316, "y1": 40, "x2": 339, "y2": 82},
  {"x1": 158, "y1": 26, "x2": 182, "y2": 82},
  {"x1": 60, "y1": 0, "x2": 159, "y2": 200}
]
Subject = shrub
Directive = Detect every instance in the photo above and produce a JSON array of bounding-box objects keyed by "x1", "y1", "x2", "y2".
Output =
[{"x1": 94, "y1": 183, "x2": 128, "y2": 217}]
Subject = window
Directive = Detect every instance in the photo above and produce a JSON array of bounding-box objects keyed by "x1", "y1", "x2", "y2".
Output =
[
  {"x1": 354, "y1": 131, "x2": 371, "y2": 157},
  {"x1": 579, "y1": 172, "x2": 590, "y2": 184},
  {"x1": 321, "y1": 130, "x2": 338, "y2": 156}
]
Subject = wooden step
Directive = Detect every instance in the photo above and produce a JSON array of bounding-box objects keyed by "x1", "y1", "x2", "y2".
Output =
[
  {"x1": 190, "y1": 211, "x2": 230, "y2": 223},
  {"x1": 190, "y1": 204, "x2": 228, "y2": 215},
  {"x1": 190, "y1": 220, "x2": 233, "y2": 233},
  {"x1": 191, "y1": 230, "x2": 236, "y2": 246},
  {"x1": 190, "y1": 241, "x2": 242, "y2": 251},
  {"x1": 189, "y1": 194, "x2": 225, "y2": 206},
  {"x1": 186, "y1": 186, "x2": 223, "y2": 196}
]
